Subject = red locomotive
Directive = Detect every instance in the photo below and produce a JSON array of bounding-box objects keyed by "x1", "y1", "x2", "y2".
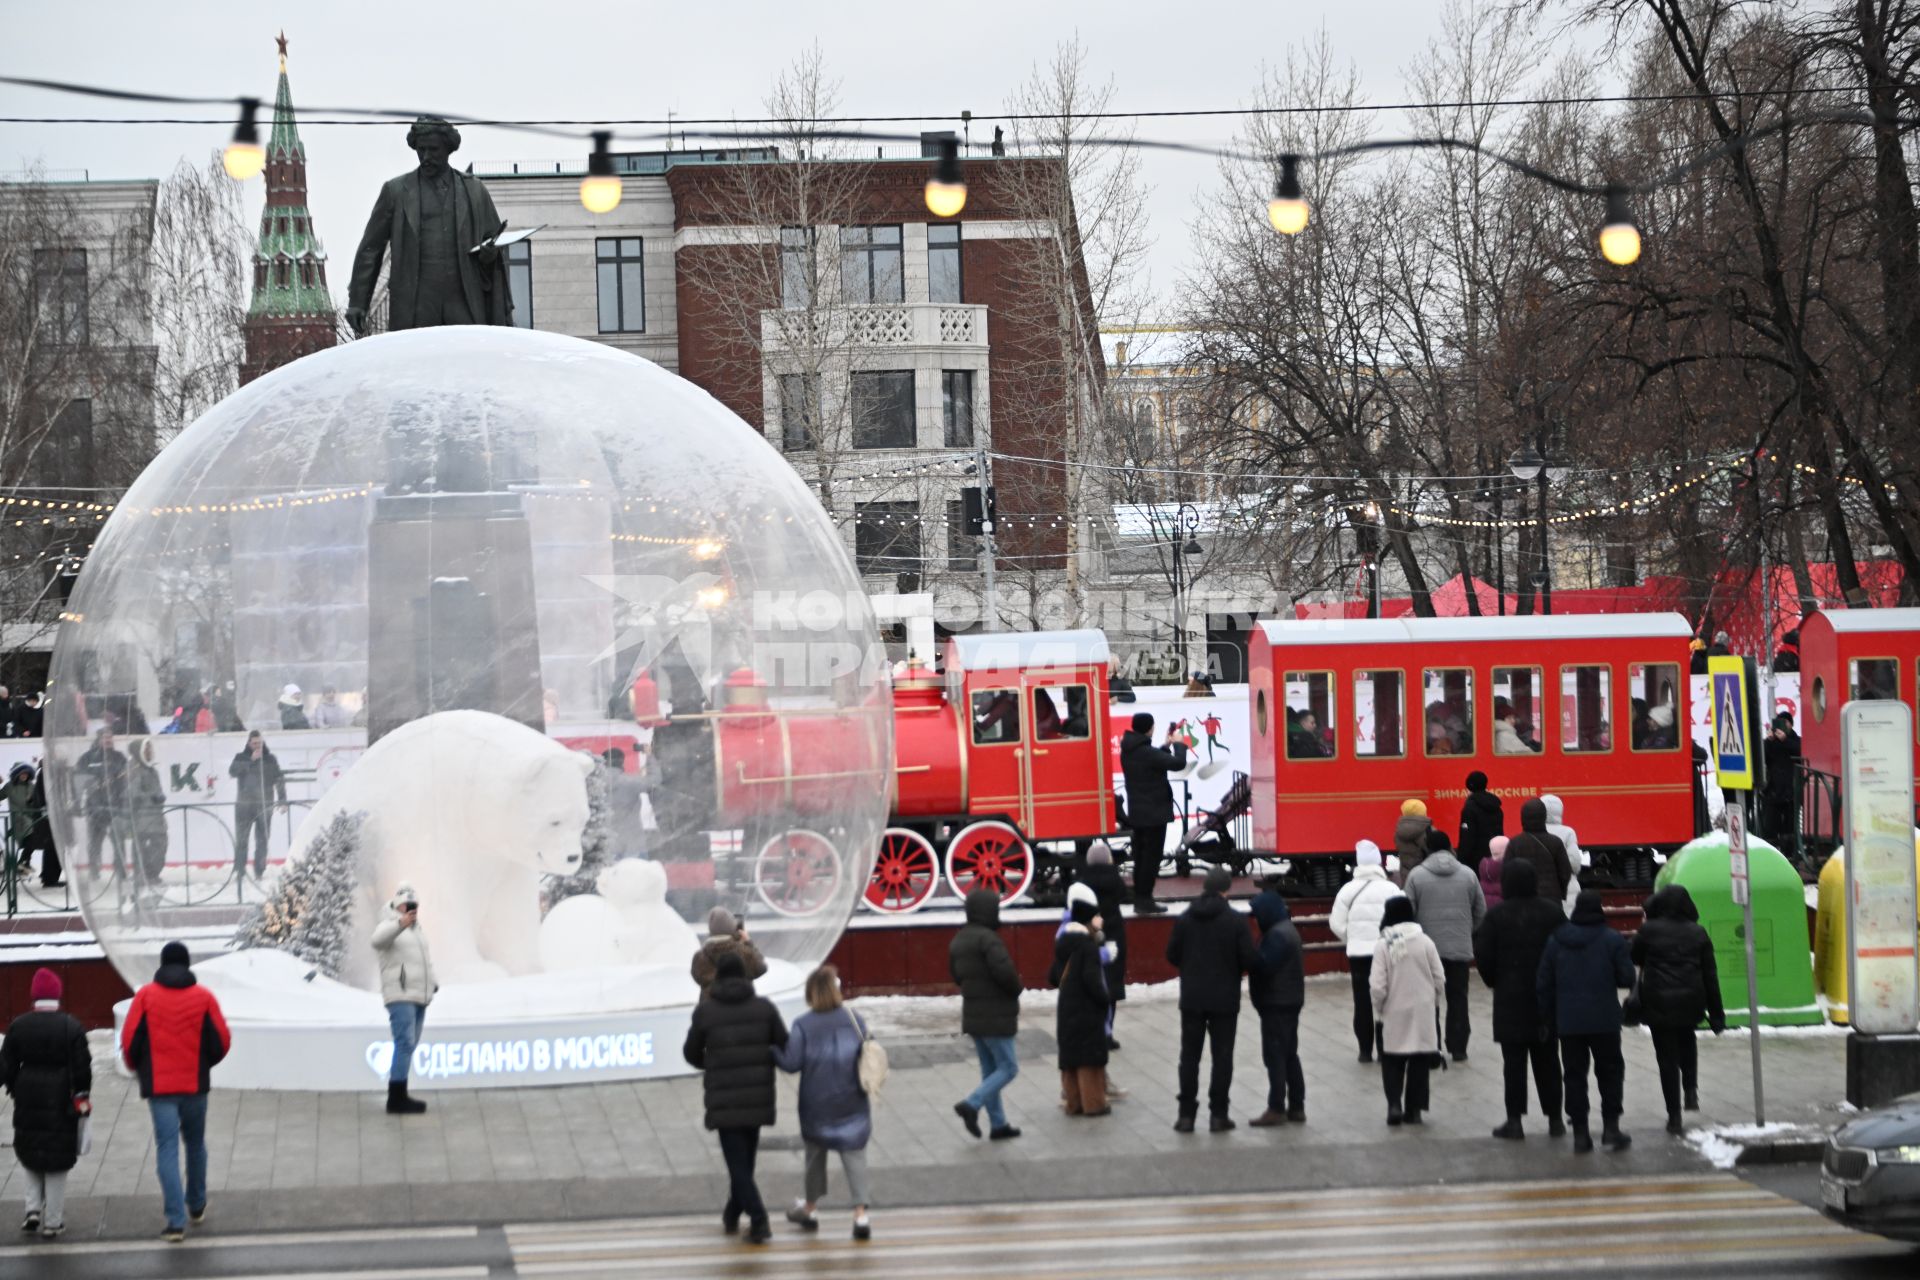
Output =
[
  {"x1": 1248, "y1": 615, "x2": 1698, "y2": 887},
  {"x1": 1793, "y1": 607, "x2": 1920, "y2": 848}
]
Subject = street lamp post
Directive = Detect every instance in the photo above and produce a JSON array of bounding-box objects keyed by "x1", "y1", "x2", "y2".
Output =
[
  {"x1": 1508, "y1": 441, "x2": 1568, "y2": 615},
  {"x1": 1168, "y1": 502, "x2": 1203, "y2": 675}
]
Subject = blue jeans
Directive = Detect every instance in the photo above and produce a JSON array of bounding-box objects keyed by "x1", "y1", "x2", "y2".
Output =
[
  {"x1": 148, "y1": 1093, "x2": 208, "y2": 1230},
  {"x1": 386, "y1": 1001, "x2": 426, "y2": 1083},
  {"x1": 964, "y1": 1034, "x2": 1019, "y2": 1128}
]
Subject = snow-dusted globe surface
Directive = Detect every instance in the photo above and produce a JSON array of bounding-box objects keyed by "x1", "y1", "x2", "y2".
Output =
[{"x1": 46, "y1": 328, "x2": 890, "y2": 1081}]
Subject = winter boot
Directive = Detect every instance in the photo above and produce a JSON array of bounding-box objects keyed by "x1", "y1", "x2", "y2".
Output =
[
  {"x1": 386, "y1": 1081, "x2": 428, "y2": 1115},
  {"x1": 1286, "y1": 1108, "x2": 1306, "y2": 1124},
  {"x1": 1601, "y1": 1124, "x2": 1632, "y2": 1151},
  {"x1": 1208, "y1": 1114, "x2": 1237, "y2": 1133},
  {"x1": 1665, "y1": 1113, "x2": 1684, "y2": 1136},
  {"x1": 1387, "y1": 1103, "x2": 1404, "y2": 1127},
  {"x1": 1403, "y1": 1109, "x2": 1424, "y2": 1125},
  {"x1": 1173, "y1": 1110, "x2": 1197, "y2": 1134},
  {"x1": 1492, "y1": 1116, "x2": 1525, "y2": 1140},
  {"x1": 953, "y1": 1100, "x2": 982, "y2": 1138},
  {"x1": 1572, "y1": 1121, "x2": 1593, "y2": 1154},
  {"x1": 744, "y1": 1219, "x2": 773, "y2": 1245},
  {"x1": 1547, "y1": 1115, "x2": 1567, "y2": 1138},
  {"x1": 1683, "y1": 1089, "x2": 1699, "y2": 1112},
  {"x1": 1250, "y1": 1109, "x2": 1287, "y2": 1127}
]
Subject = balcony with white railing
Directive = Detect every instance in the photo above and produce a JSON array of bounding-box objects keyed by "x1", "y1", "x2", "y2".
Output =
[{"x1": 761, "y1": 303, "x2": 988, "y2": 352}]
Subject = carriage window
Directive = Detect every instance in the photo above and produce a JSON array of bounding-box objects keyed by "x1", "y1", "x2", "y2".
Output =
[
  {"x1": 1562, "y1": 665, "x2": 1614, "y2": 752},
  {"x1": 1851, "y1": 658, "x2": 1900, "y2": 702},
  {"x1": 1492, "y1": 667, "x2": 1544, "y2": 755},
  {"x1": 1422, "y1": 668, "x2": 1474, "y2": 756},
  {"x1": 1283, "y1": 671, "x2": 1335, "y2": 759},
  {"x1": 1354, "y1": 669, "x2": 1404, "y2": 758},
  {"x1": 1628, "y1": 662, "x2": 1681, "y2": 750},
  {"x1": 971, "y1": 689, "x2": 1020, "y2": 745},
  {"x1": 1031, "y1": 685, "x2": 1090, "y2": 740}
]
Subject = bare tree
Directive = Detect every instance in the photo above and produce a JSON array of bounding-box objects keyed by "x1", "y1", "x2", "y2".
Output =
[{"x1": 150, "y1": 154, "x2": 250, "y2": 444}]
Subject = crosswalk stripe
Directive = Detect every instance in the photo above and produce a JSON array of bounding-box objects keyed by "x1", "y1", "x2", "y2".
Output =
[
  {"x1": 0, "y1": 1223, "x2": 479, "y2": 1260},
  {"x1": 503, "y1": 1175, "x2": 1904, "y2": 1278}
]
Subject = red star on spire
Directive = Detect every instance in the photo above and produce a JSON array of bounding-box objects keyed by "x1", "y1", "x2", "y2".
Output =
[{"x1": 276, "y1": 30, "x2": 289, "y2": 58}]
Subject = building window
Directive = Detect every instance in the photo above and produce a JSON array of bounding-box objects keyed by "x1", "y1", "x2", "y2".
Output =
[
  {"x1": 596, "y1": 237, "x2": 645, "y2": 333},
  {"x1": 780, "y1": 226, "x2": 815, "y2": 310},
  {"x1": 942, "y1": 370, "x2": 974, "y2": 447},
  {"x1": 506, "y1": 240, "x2": 532, "y2": 328},
  {"x1": 274, "y1": 259, "x2": 290, "y2": 288},
  {"x1": 851, "y1": 371, "x2": 915, "y2": 449},
  {"x1": 47, "y1": 399, "x2": 94, "y2": 489},
  {"x1": 929, "y1": 223, "x2": 962, "y2": 303},
  {"x1": 778, "y1": 373, "x2": 820, "y2": 451},
  {"x1": 254, "y1": 261, "x2": 267, "y2": 289},
  {"x1": 32, "y1": 248, "x2": 88, "y2": 345},
  {"x1": 854, "y1": 501, "x2": 920, "y2": 574},
  {"x1": 840, "y1": 224, "x2": 903, "y2": 303},
  {"x1": 946, "y1": 498, "x2": 977, "y2": 570}
]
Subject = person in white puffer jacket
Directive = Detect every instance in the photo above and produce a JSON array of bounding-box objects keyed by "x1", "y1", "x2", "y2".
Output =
[
  {"x1": 370, "y1": 882, "x2": 437, "y2": 1116},
  {"x1": 1329, "y1": 841, "x2": 1405, "y2": 1063},
  {"x1": 1540, "y1": 795, "x2": 1585, "y2": 915}
]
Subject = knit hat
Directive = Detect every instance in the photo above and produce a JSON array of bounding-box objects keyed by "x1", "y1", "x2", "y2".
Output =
[
  {"x1": 1087, "y1": 839, "x2": 1114, "y2": 866},
  {"x1": 1069, "y1": 897, "x2": 1100, "y2": 927},
  {"x1": 29, "y1": 967, "x2": 60, "y2": 1002},
  {"x1": 1488, "y1": 835, "x2": 1510, "y2": 859},
  {"x1": 160, "y1": 941, "x2": 191, "y2": 968},
  {"x1": 1203, "y1": 865, "x2": 1232, "y2": 894},
  {"x1": 390, "y1": 881, "x2": 418, "y2": 910},
  {"x1": 1648, "y1": 704, "x2": 1675, "y2": 728},
  {"x1": 707, "y1": 906, "x2": 739, "y2": 938},
  {"x1": 1401, "y1": 798, "x2": 1428, "y2": 817},
  {"x1": 1066, "y1": 881, "x2": 1099, "y2": 911},
  {"x1": 279, "y1": 683, "x2": 303, "y2": 705},
  {"x1": 714, "y1": 950, "x2": 747, "y2": 980},
  {"x1": 1773, "y1": 712, "x2": 1794, "y2": 731},
  {"x1": 1426, "y1": 828, "x2": 1453, "y2": 852},
  {"x1": 1354, "y1": 839, "x2": 1383, "y2": 867}
]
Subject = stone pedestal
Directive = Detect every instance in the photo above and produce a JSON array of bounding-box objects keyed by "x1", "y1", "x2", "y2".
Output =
[
  {"x1": 367, "y1": 491, "x2": 543, "y2": 742},
  {"x1": 1845, "y1": 1031, "x2": 1920, "y2": 1108}
]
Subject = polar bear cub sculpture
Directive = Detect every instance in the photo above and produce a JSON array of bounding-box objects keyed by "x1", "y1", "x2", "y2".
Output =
[{"x1": 289, "y1": 710, "x2": 594, "y2": 989}]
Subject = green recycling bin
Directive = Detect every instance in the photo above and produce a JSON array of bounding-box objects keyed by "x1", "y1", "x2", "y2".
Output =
[{"x1": 1653, "y1": 831, "x2": 1821, "y2": 1026}]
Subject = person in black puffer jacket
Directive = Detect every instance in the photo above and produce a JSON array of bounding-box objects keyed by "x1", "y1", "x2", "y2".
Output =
[
  {"x1": 1537, "y1": 891, "x2": 1635, "y2": 1153},
  {"x1": 1166, "y1": 866, "x2": 1257, "y2": 1133},
  {"x1": 1248, "y1": 888, "x2": 1305, "y2": 1126},
  {"x1": 1, "y1": 968, "x2": 91, "y2": 1239},
  {"x1": 1507, "y1": 798, "x2": 1574, "y2": 908},
  {"x1": 1078, "y1": 841, "x2": 1129, "y2": 1046},
  {"x1": 1050, "y1": 897, "x2": 1112, "y2": 1116},
  {"x1": 949, "y1": 888, "x2": 1023, "y2": 1140},
  {"x1": 1119, "y1": 712, "x2": 1187, "y2": 912},
  {"x1": 1472, "y1": 858, "x2": 1565, "y2": 1140},
  {"x1": 1456, "y1": 771, "x2": 1504, "y2": 870},
  {"x1": 683, "y1": 950, "x2": 788, "y2": 1245},
  {"x1": 1632, "y1": 885, "x2": 1726, "y2": 1134}
]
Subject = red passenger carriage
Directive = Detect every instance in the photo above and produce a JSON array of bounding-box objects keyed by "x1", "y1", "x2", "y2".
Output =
[
  {"x1": 1793, "y1": 607, "x2": 1920, "y2": 847},
  {"x1": 1248, "y1": 615, "x2": 1697, "y2": 886}
]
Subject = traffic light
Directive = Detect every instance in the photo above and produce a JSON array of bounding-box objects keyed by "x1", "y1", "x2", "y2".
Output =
[{"x1": 961, "y1": 485, "x2": 996, "y2": 535}]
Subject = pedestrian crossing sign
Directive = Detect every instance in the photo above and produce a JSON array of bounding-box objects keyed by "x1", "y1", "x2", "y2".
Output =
[{"x1": 1708, "y1": 656, "x2": 1754, "y2": 790}]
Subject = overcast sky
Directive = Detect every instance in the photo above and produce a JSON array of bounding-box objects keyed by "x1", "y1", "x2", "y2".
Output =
[{"x1": 1, "y1": 0, "x2": 1593, "y2": 317}]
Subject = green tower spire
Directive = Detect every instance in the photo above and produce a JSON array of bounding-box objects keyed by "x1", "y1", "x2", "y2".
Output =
[{"x1": 241, "y1": 32, "x2": 337, "y2": 383}]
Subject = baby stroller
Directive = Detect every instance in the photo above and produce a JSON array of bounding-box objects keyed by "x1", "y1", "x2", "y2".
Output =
[{"x1": 1174, "y1": 770, "x2": 1253, "y2": 879}]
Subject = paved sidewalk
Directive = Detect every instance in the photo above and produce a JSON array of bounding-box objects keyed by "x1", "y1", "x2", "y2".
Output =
[{"x1": 0, "y1": 976, "x2": 1854, "y2": 1240}]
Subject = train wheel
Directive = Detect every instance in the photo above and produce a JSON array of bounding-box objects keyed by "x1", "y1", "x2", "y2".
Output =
[
  {"x1": 753, "y1": 829, "x2": 842, "y2": 918},
  {"x1": 945, "y1": 820, "x2": 1033, "y2": 906},
  {"x1": 865, "y1": 828, "x2": 940, "y2": 913}
]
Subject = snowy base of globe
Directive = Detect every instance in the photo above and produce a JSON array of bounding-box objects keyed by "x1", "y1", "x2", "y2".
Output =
[{"x1": 111, "y1": 949, "x2": 808, "y2": 1091}]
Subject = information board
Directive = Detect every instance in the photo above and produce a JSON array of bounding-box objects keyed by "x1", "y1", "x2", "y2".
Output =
[{"x1": 1843, "y1": 700, "x2": 1920, "y2": 1036}]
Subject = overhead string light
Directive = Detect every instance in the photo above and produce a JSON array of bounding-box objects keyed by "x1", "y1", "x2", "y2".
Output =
[
  {"x1": 222, "y1": 96, "x2": 264, "y2": 180},
  {"x1": 579, "y1": 130, "x2": 622, "y2": 214},
  {"x1": 1266, "y1": 154, "x2": 1309, "y2": 235},
  {"x1": 924, "y1": 135, "x2": 967, "y2": 218},
  {"x1": 1599, "y1": 184, "x2": 1641, "y2": 266}
]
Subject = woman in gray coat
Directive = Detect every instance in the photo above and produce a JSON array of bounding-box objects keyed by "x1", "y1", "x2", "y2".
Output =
[{"x1": 773, "y1": 965, "x2": 873, "y2": 1240}]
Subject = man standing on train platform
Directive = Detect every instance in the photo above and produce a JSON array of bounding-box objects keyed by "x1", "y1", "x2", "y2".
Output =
[{"x1": 1119, "y1": 712, "x2": 1187, "y2": 915}]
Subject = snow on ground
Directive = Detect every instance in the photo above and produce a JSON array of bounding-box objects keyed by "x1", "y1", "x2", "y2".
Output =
[{"x1": 1685, "y1": 1121, "x2": 1817, "y2": 1170}]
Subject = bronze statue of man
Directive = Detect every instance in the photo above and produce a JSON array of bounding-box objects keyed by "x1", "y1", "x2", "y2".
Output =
[{"x1": 346, "y1": 117, "x2": 511, "y2": 334}]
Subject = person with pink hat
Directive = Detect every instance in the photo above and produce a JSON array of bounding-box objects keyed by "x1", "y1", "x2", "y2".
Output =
[{"x1": 1, "y1": 968, "x2": 91, "y2": 1239}]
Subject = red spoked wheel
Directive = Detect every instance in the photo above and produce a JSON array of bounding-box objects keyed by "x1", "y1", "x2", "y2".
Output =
[
  {"x1": 865, "y1": 827, "x2": 940, "y2": 913},
  {"x1": 753, "y1": 829, "x2": 842, "y2": 918},
  {"x1": 944, "y1": 820, "x2": 1032, "y2": 906}
]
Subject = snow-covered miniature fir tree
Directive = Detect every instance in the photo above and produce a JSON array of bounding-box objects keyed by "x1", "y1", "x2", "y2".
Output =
[
  {"x1": 232, "y1": 808, "x2": 367, "y2": 978},
  {"x1": 544, "y1": 752, "x2": 612, "y2": 909}
]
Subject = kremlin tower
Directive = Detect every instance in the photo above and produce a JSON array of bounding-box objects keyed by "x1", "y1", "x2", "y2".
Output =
[{"x1": 239, "y1": 34, "x2": 337, "y2": 384}]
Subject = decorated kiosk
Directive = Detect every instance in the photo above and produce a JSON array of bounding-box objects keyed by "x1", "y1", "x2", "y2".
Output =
[{"x1": 46, "y1": 329, "x2": 892, "y2": 1089}]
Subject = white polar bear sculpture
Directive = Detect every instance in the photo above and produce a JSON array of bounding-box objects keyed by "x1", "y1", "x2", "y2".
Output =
[
  {"x1": 286, "y1": 709, "x2": 594, "y2": 989},
  {"x1": 539, "y1": 857, "x2": 702, "y2": 973}
]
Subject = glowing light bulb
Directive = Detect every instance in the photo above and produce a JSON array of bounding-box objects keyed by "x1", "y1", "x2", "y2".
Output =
[
  {"x1": 1267, "y1": 154, "x2": 1309, "y2": 235},
  {"x1": 925, "y1": 136, "x2": 967, "y2": 218},
  {"x1": 223, "y1": 97, "x2": 264, "y2": 181},
  {"x1": 579, "y1": 130, "x2": 622, "y2": 214},
  {"x1": 1599, "y1": 185, "x2": 1640, "y2": 265}
]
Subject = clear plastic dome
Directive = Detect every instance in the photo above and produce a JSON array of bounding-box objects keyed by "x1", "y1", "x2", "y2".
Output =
[{"x1": 47, "y1": 327, "x2": 889, "y2": 1023}]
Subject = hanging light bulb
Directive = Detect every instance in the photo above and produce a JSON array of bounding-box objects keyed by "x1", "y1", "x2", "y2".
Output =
[
  {"x1": 1598, "y1": 183, "x2": 1641, "y2": 265},
  {"x1": 223, "y1": 98, "x2": 265, "y2": 181},
  {"x1": 579, "y1": 131, "x2": 622, "y2": 214},
  {"x1": 924, "y1": 136, "x2": 967, "y2": 218},
  {"x1": 1267, "y1": 154, "x2": 1309, "y2": 235}
]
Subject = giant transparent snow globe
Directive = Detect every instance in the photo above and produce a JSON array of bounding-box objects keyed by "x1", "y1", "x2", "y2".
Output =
[{"x1": 45, "y1": 328, "x2": 890, "y2": 1088}]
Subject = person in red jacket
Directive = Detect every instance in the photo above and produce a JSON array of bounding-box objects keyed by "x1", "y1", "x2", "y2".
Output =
[{"x1": 120, "y1": 941, "x2": 231, "y2": 1242}]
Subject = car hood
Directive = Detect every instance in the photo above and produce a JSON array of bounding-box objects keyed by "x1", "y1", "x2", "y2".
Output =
[{"x1": 1835, "y1": 1095, "x2": 1920, "y2": 1149}]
